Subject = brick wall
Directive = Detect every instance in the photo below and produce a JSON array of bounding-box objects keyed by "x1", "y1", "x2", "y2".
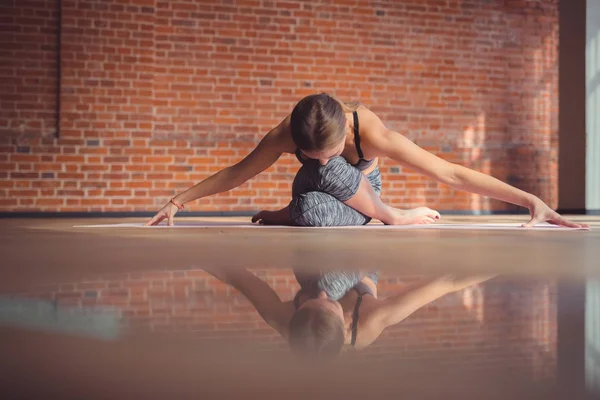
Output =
[
  {"x1": 0, "y1": 0, "x2": 558, "y2": 213},
  {"x1": 17, "y1": 270, "x2": 557, "y2": 380},
  {"x1": 0, "y1": 0, "x2": 59, "y2": 140}
]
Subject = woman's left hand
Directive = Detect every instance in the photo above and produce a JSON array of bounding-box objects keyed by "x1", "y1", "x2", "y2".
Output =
[{"x1": 524, "y1": 198, "x2": 590, "y2": 229}]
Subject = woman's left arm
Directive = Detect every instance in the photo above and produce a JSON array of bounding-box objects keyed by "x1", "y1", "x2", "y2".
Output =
[
  {"x1": 370, "y1": 275, "x2": 495, "y2": 329},
  {"x1": 363, "y1": 110, "x2": 588, "y2": 229}
]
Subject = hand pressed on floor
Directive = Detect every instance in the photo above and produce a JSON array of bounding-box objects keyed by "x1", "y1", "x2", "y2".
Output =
[{"x1": 252, "y1": 206, "x2": 293, "y2": 226}]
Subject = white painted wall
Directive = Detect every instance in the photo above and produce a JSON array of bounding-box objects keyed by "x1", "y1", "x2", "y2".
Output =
[
  {"x1": 586, "y1": 0, "x2": 600, "y2": 367},
  {"x1": 587, "y1": 0, "x2": 600, "y2": 210},
  {"x1": 586, "y1": 5, "x2": 600, "y2": 395},
  {"x1": 586, "y1": 279, "x2": 600, "y2": 394}
]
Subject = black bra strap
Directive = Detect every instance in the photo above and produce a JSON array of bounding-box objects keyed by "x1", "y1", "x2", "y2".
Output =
[
  {"x1": 352, "y1": 111, "x2": 364, "y2": 160},
  {"x1": 293, "y1": 289, "x2": 302, "y2": 310},
  {"x1": 350, "y1": 294, "x2": 363, "y2": 346}
]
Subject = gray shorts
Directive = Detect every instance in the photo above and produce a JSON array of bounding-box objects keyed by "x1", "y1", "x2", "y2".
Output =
[{"x1": 288, "y1": 156, "x2": 382, "y2": 227}]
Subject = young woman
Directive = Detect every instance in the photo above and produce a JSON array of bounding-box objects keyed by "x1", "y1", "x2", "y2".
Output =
[
  {"x1": 146, "y1": 93, "x2": 587, "y2": 229},
  {"x1": 203, "y1": 266, "x2": 496, "y2": 357}
]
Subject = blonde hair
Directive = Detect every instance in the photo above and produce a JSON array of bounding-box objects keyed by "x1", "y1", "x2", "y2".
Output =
[
  {"x1": 288, "y1": 307, "x2": 345, "y2": 358},
  {"x1": 329, "y1": 93, "x2": 360, "y2": 113},
  {"x1": 290, "y1": 93, "x2": 360, "y2": 152}
]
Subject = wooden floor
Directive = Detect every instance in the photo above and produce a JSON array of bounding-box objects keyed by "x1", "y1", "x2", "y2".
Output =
[
  {"x1": 0, "y1": 215, "x2": 598, "y2": 399},
  {"x1": 0, "y1": 215, "x2": 598, "y2": 293}
]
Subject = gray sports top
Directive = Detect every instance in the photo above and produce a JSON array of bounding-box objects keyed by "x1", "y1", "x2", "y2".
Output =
[{"x1": 293, "y1": 270, "x2": 378, "y2": 302}]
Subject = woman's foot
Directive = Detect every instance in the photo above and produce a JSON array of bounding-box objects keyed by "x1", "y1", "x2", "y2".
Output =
[
  {"x1": 251, "y1": 206, "x2": 293, "y2": 226},
  {"x1": 389, "y1": 206, "x2": 441, "y2": 225}
]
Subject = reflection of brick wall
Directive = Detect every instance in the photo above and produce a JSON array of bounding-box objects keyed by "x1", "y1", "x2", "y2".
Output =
[
  {"x1": 25, "y1": 270, "x2": 556, "y2": 381},
  {"x1": 370, "y1": 278, "x2": 557, "y2": 380},
  {"x1": 1, "y1": 0, "x2": 558, "y2": 213}
]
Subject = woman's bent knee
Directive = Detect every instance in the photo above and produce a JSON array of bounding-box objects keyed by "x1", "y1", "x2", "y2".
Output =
[
  {"x1": 292, "y1": 156, "x2": 363, "y2": 201},
  {"x1": 318, "y1": 157, "x2": 362, "y2": 201}
]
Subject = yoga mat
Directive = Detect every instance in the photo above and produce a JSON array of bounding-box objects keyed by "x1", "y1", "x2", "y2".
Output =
[{"x1": 74, "y1": 221, "x2": 589, "y2": 231}]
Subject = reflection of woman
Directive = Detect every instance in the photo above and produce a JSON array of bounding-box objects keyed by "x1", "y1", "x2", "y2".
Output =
[{"x1": 205, "y1": 267, "x2": 494, "y2": 358}]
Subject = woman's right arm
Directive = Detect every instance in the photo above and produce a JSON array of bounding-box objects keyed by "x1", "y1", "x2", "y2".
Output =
[
  {"x1": 146, "y1": 117, "x2": 291, "y2": 226},
  {"x1": 203, "y1": 266, "x2": 293, "y2": 338}
]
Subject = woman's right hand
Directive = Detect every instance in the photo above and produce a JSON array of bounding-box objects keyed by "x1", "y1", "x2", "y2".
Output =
[{"x1": 146, "y1": 201, "x2": 179, "y2": 226}]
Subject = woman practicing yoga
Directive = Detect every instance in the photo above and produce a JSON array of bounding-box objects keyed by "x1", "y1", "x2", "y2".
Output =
[
  {"x1": 203, "y1": 266, "x2": 495, "y2": 357},
  {"x1": 146, "y1": 93, "x2": 587, "y2": 229}
]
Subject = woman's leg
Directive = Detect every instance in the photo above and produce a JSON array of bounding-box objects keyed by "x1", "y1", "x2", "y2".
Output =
[
  {"x1": 288, "y1": 157, "x2": 389, "y2": 227},
  {"x1": 253, "y1": 157, "x2": 386, "y2": 226},
  {"x1": 293, "y1": 157, "x2": 391, "y2": 222},
  {"x1": 252, "y1": 157, "x2": 440, "y2": 227},
  {"x1": 289, "y1": 191, "x2": 372, "y2": 226}
]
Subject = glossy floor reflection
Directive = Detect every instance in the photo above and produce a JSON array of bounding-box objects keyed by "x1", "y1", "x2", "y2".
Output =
[
  {"x1": 1, "y1": 216, "x2": 599, "y2": 399},
  {"x1": 1, "y1": 270, "x2": 551, "y2": 360},
  {"x1": 0, "y1": 266, "x2": 585, "y2": 399}
]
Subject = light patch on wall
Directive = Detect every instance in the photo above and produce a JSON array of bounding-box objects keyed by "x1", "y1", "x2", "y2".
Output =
[
  {"x1": 462, "y1": 285, "x2": 484, "y2": 323},
  {"x1": 463, "y1": 112, "x2": 490, "y2": 213}
]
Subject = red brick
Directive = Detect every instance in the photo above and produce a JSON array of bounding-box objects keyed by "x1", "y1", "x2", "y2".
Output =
[
  {"x1": 56, "y1": 155, "x2": 85, "y2": 163},
  {"x1": 77, "y1": 282, "x2": 107, "y2": 290},
  {"x1": 9, "y1": 190, "x2": 38, "y2": 197},
  {"x1": 104, "y1": 190, "x2": 132, "y2": 196},
  {"x1": 35, "y1": 198, "x2": 65, "y2": 206},
  {"x1": 11, "y1": 154, "x2": 41, "y2": 163},
  {"x1": 81, "y1": 198, "x2": 110, "y2": 206},
  {"x1": 145, "y1": 156, "x2": 174, "y2": 163},
  {"x1": 125, "y1": 181, "x2": 153, "y2": 188}
]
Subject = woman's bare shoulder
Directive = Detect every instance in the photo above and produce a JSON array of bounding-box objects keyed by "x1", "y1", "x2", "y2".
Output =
[
  {"x1": 355, "y1": 105, "x2": 386, "y2": 135},
  {"x1": 272, "y1": 300, "x2": 295, "y2": 339},
  {"x1": 360, "y1": 274, "x2": 379, "y2": 298},
  {"x1": 269, "y1": 114, "x2": 296, "y2": 154},
  {"x1": 352, "y1": 296, "x2": 385, "y2": 349}
]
